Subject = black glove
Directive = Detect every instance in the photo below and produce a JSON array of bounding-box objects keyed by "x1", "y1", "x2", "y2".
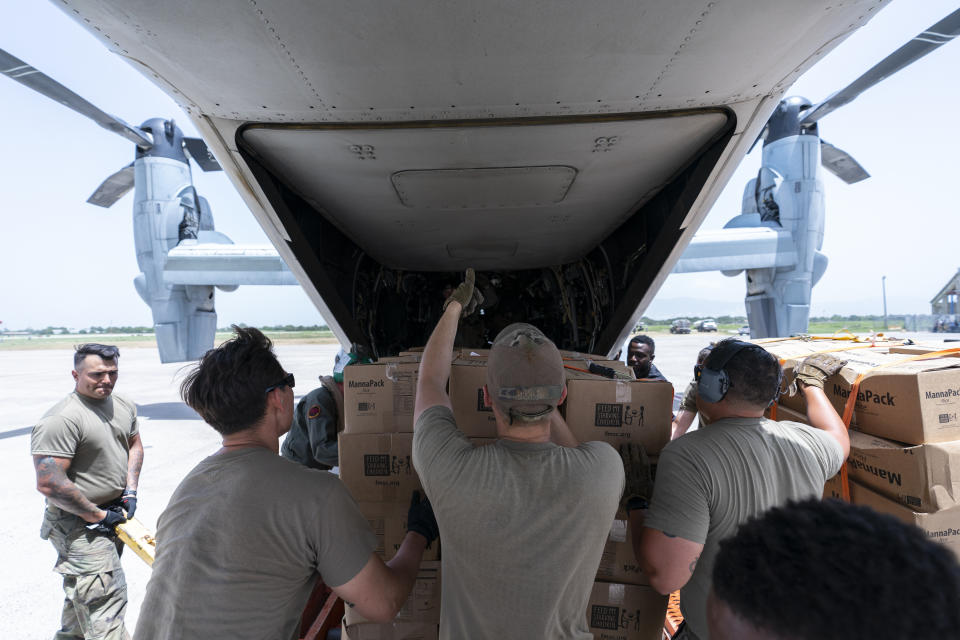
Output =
[
  {"x1": 86, "y1": 506, "x2": 127, "y2": 536},
  {"x1": 121, "y1": 489, "x2": 137, "y2": 519},
  {"x1": 618, "y1": 443, "x2": 654, "y2": 514},
  {"x1": 406, "y1": 491, "x2": 440, "y2": 544}
]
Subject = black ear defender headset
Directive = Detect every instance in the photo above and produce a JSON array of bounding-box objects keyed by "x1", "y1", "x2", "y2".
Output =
[{"x1": 695, "y1": 340, "x2": 783, "y2": 405}]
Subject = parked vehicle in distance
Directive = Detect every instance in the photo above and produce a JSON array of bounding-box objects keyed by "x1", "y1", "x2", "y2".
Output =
[
  {"x1": 670, "y1": 318, "x2": 692, "y2": 334},
  {"x1": 635, "y1": 321, "x2": 646, "y2": 331},
  {"x1": 738, "y1": 325, "x2": 751, "y2": 336},
  {"x1": 696, "y1": 318, "x2": 718, "y2": 332}
]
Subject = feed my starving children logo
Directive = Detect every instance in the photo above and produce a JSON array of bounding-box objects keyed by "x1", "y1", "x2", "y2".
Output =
[
  {"x1": 363, "y1": 454, "x2": 413, "y2": 477},
  {"x1": 594, "y1": 404, "x2": 644, "y2": 427},
  {"x1": 590, "y1": 604, "x2": 646, "y2": 632}
]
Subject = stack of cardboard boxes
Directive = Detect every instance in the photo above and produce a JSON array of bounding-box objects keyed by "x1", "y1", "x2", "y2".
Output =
[
  {"x1": 450, "y1": 348, "x2": 675, "y2": 640},
  {"x1": 558, "y1": 361, "x2": 674, "y2": 640},
  {"x1": 337, "y1": 347, "x2": 676, "y2": 638},
  {"x1": 763, "y1": 339, "x2": 960, "y2": 562},
  {"x1": 338, "y1": 355, "x2": 442, "y2": 640}
]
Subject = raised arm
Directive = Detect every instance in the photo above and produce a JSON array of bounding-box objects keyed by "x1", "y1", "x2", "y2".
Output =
[
  {"x1": 803, "y1": 387, "x2": 850, "y2": 458},
  {"x1": 414, "y1": 269, "x2": 481, "y2": 424},
  {"x1": 794, "y1": 354, "x2": 850, "y2": 457}
]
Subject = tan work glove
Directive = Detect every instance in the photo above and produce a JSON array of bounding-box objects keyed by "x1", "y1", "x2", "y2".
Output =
[
  {"x1": 442, "y1": 268, "x2": 484, "y2": 317},
  {"x1": 793, "y1": 353, "x2": 847, "y2": 391},
  {"x1": 618, "y1": 443, "x2": 654, "y2": 513}
]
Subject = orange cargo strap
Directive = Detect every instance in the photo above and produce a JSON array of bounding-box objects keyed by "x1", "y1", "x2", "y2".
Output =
[{"x1": 836, "y1": 346, "x2": 960, "y2": 502}]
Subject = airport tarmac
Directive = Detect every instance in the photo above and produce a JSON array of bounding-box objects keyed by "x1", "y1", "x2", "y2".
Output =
[{"x1": 0, "y1": 331, "x2": 947, "y2": 637}]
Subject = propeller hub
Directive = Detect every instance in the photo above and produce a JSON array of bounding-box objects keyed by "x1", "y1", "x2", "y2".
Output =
[
  {"x1": 136, "y1": 117, "x2": 188, "y2": 165},
  {"x1": 764, "y1": 96, "x2": 817, "y2": 146}
]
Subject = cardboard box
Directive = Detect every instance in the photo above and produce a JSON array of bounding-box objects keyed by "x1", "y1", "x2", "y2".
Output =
[
  {"x1": 357, "y1": 502, "x2": 440, "y2": 561},
  {"x1": 846, "y1": 431, "x2": 960, "y2": 512},
  {"x1": 344, "y1": 361, "x2": 419, "y2": 434},
  {"x1": 887, "y1": 344, "x2": 960, "y2": 357},
  {"x1": 759, "y1": 339, "x2": 895, "y2": 414},
  {"x1": 563, "y1": 372, "x2": 673, "y2": 454},
  {"x1": 823, "y1": 473, "x2": 844, "y2": 500},
  {"x1": 765, "y1": 343, "x2": 960, "y2": 444},
  {"x1": 586, "y1": 581, "x2": 669, "y2": 640},
  {"x1": 449, "y1": 359, "x2": 498, "y2": 437},
  {"x1": 341, "y1": 622, "x2": 438, "y2": 640},
  {"x1": 339, "y1": 433, "x2": 422, "y2": 502},
  {"x1": 344, "y1": 562, "x2": 441, "y2": 625},
  {"x1": 826, "y1": 351, "x2": 960, "y2": 444},
  {"x1": 850, "y1": 480, "x2": 960, "y2": 562},
  {"x1": 597, "y1": 510, "x2": 647, "y2": 586},
  {"x1": 767, "y1": 405, "x2": 960, "y2": 512},
  {"x1": 450, "y1": 356, "x2": 637, "y2": 439}
]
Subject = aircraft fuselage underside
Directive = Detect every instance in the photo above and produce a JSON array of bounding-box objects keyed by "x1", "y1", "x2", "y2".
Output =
[{"x1": 238, "y1": 111, "x2": 734, "y2": 356}]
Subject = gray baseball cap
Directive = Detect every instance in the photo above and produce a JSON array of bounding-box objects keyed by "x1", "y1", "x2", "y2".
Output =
[{"x1": 486, "y1": 323, "x2": 565, "y2": 424}]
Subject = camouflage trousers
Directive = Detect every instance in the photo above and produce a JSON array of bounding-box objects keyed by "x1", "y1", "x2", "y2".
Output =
[{"x1": 42, "y1": 507, "x2": 129, "y2": 640}]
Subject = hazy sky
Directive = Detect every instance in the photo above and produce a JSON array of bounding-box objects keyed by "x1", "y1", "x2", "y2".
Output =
[{"x1": 1, "y1": 1, "x2": 958, "y2": 329}]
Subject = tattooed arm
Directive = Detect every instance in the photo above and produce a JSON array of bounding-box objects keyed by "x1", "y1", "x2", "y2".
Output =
[
  {"x1": 626, "y1": 508, "x2": 704, "y2": 595},
  {"x1": 33, "y1": 455, "x2": 105, "y2": 523},
  {"x1": 126, "y1": 432, "x2": 144, "y2": 491},
  {"x1": 638, "y1": 525, "x2": 703, "y2": 595}
]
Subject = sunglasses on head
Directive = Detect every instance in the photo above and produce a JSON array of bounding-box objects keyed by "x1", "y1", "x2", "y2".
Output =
[{"x1": 265, "y1": 372, "x2": 295, "y2": 394}]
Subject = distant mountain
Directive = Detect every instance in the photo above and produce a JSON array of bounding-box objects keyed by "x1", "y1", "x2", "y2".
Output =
[
  {"x1": 644, "y1": 297, "x2": 747, "y2": 319},
  {"x1": 645, "y1": 295, "x2": 930, "y2": 320}
]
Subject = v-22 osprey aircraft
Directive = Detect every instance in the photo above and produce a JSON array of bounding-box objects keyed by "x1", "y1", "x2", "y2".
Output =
[{"x1": 12, "y1": 0, "x2": 958, "y2": 359}]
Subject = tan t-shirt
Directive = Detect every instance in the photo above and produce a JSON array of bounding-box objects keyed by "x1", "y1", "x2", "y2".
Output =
[
  {"x1": 31, "y1": 391, "x2": 138, "y2": 505},
  {"x1": 135, "y1": 448, "x2": 376, "y2": 640},
  {"x1": 413, "y1": 406, "x2": 624, "y2": 640},
  {"x1": 644, "y1": 417, "x2": 844, "y2": 640}
]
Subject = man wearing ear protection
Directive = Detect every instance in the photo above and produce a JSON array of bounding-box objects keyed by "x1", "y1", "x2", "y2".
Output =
[
  {"x1": 281, "y1": 348, "x2": 368, "y2": 470},
  {"x1": 621, "y1": 339, "x2": 850, "y2": 640}
]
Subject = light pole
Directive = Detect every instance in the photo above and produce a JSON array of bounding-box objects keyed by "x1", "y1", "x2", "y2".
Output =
[{"x1": 882, "y1": 276, "x2": 888, "y2": 331}]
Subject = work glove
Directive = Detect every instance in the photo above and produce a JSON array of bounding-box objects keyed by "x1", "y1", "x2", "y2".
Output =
[
  {"x1": 442, "y1": 268, "x2": 484, "y2": 317},
  {"x1": 406, "y1": 490, "x2": 440, "y2": 544},
  {"x1": 618, "y1": 443, "x2": 654, "y2": 514},
  {"x1": 121, "y1": 489, "x2": 137, "y2": 519},
  {"x1": 86, "y1": 506, "x2": 127, "y2": 536},
  {"x1": 793, "y1": 353, "x2": 847, "y2": 391}
]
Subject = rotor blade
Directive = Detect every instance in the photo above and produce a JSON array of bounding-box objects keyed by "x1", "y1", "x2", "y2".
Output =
[
  {"x1": 820, "y1": 140, "x2": 870, "y2": 184},
  {"x1": 0, "y1": 48, "x2": 153, "y2": 149},
  {"x1": 800, "y1": 8, "x2": 960, "y2": 126},
  {"x1": 183, "y1": 137, "x2": 222, "y2": 171},
  {"x1": 87, "y1": 163, "x2": 136, "y2": 207}
]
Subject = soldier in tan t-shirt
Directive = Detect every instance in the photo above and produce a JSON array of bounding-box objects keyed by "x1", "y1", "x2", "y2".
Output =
[
  {"x1": 31, "y1": 343, "x2": 144, "y2": 640},
  {"x1": 135, "y1": 327, "x2": 438, "y2": 640},
  {"x1": 413, "y1": 270, "x2": 624, "y2": 640},
  {"x1": 620, "y1": 341, "x2": 849, "y2": 640}
]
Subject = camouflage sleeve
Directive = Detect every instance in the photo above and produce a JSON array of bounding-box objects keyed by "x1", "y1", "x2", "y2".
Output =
[
  {"x1": 303, "y1": 388, "x2": 340, "y2": 468},
  {"x1": 679, "y1": 381, "x2": 698, "y2": 413}
]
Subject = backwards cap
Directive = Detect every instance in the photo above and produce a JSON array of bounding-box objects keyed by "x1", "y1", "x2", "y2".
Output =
[{"x1": 486, "y1": 323, "x2": 565, "y2": 424}]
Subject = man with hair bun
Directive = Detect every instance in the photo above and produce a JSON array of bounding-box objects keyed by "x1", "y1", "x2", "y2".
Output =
[
  {"x1": 136, "y1": 326, "x2": 437, "y2": 639},
  {"x1": 413, "y1": 269, "x2": 624, "y2": 639},
  {"x1": 31, "y1": 343, "x2": 143, "y2": 639},
  {"x1": 708, "y1": 498, "x2": 960, "y2": 639},
  {"x1": 620, "y1": 339, "x2": 850, "y2": 640}
]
